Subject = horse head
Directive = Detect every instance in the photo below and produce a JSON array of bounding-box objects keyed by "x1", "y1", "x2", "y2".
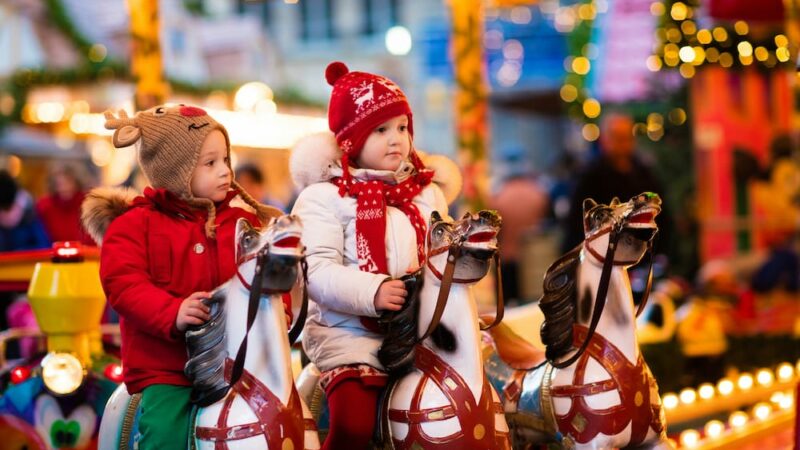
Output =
[
  {"x1": 582, "y1": 192, "x2": 661, "y2": 267},
  {"x1": 235, "y1": 215, "x2": 305, "y2": 293},
  {"x1": 377, "y1": 210, "x2": 502, "y2": 375},
  {"x1": 426, "y1": 210, "x2": 501, "y2": 283}
]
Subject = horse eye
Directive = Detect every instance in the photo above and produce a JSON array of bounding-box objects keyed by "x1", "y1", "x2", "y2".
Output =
[{"x1": 154, "y1": 107, "x2": 166, "y2": 116}]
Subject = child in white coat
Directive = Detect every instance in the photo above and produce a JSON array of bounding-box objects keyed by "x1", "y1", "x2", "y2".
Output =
[{"x1": 290, "y1": 62, "x2": 459, "y2": 449}]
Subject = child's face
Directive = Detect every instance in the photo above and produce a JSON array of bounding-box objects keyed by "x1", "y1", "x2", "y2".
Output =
[
  {"x1": 191, "y1": 130, "x2": 231, "y2": 202},
  {"x1": 356, "y1": 115, "x2": 410, "y2": 172}
]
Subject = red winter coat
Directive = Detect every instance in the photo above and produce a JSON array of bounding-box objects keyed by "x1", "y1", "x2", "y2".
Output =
[
  {"x1": 100, "y1": 188, "x2": 259, "y2": 394},
  {"x1": 36, "y1": 192, "x2": 96, "y2": 245}
]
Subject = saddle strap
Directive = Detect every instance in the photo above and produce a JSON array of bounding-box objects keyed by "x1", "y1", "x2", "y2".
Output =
[
  {"x1": 502, "y1": 369, "x2": 528, "y2": 406},
  {"x1": 550, "y1": 379, "x2": 617, "y2": 397},
  {"x1": 389, "y1": 405, "x2": 456, "y2": 423},
  {"x1": 195, "y1": 359, "x2": 305, "y2": 449},
  {"x1": 386, "y1": 345, "x2": 504, "y2": 448},
  {"x1": 550, "y1": 325, "x2": 663, "y2": 445},
  {"x1": 196, "y1": 418, "x2": 317, "y2": 442}
]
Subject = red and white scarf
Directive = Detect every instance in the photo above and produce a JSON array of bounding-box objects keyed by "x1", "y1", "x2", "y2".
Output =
[{"x1": 333, "y1": 170, "x2": 434, "y2": 275}]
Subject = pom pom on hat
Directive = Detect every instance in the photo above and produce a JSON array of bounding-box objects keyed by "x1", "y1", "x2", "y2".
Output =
[{"x1": 326, "y1": 61, "x2": 349, "y2": 86}]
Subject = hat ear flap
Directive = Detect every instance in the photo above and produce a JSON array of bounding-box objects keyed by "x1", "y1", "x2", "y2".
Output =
[{"x1": 112, "y1": 125, "x2": 141, "y2": 148}]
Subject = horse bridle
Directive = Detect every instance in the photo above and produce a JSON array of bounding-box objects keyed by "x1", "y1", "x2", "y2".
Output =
[
  {"x1": 417, "y1": 226, "x2": 505, "y2": 344},
  {"x1": 229, "y1": 243, "x2": 309, "y2": 388},
  {"x1": 549, "y1": 220, "x2": 656, "y2": 370}
]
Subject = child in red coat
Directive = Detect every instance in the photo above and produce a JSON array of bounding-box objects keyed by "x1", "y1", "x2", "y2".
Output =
[{"x1": 82, "y1": 105, "x2": 280, "y2": 449}]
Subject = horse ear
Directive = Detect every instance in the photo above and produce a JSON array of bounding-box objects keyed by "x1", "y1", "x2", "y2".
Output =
[
  {"x1": 610, "y1": 197, "x2": 621, "y2": 207},
  {"x1": 430, "y1": 211, "x2": 443, "y2": 224},
  {"x1": 582, "y1": 198, "x2": 598, "y2": 213},
  {"x1": 235, "y1": 218, "x2": 254, "y2": 261},
  {"x1": 236, "y1": 218, "x2": 253, "y2": 239}
]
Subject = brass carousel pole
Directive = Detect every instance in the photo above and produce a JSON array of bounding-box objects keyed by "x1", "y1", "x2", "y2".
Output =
[{"x1": 127, "y1": 0, "x2": 168, "y2": 109}]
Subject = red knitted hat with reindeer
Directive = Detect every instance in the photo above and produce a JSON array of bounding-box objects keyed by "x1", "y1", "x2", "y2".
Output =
[{"x1": 325, "y1": 61, "x2": 417, "y2": 164}]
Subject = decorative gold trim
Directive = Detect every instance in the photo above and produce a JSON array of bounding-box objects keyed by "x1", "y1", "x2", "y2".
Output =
[
  {"x1": 308, "y1": 383, "x2": 325, "y2": 422},
  {"x1": 119, "y1": 393, "x2": 141, "y2": 450},
  {"x1": 541, "y1": 363, "x2": 558, "y2": 435}
]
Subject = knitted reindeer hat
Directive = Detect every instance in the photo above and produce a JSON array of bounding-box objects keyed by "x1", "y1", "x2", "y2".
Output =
[{"x1": 104, "y1": 104, "x2": 278, "y2": 237}]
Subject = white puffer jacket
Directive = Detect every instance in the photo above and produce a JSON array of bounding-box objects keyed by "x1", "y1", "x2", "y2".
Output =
[{"x1": 290, "y1": 132, "x2": 461, "y2": 372}]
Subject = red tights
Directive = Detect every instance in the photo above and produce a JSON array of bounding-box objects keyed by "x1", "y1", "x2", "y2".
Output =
[{"x1": 323, "y1": 378, "x2": 382, "y2": 450}]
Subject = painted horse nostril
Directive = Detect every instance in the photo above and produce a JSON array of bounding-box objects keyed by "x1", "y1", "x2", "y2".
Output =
[{"x1": 180, "y1": 106, "x2": 207, "y2": 117}]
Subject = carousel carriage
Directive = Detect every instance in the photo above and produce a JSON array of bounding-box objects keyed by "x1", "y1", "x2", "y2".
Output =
[{"x1": 0, "y1": 242, "x2": 122, "y2": 450}]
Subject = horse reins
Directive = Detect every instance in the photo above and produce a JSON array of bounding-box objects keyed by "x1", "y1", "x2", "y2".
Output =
[
  {"x1": 549, "y1": 223, "x2": 657, "y2": 370},
  {"x1": 583, "y1": 226, "x2": 656, "y2": 318},
  {"x1": 418, "y1": 235, "x2": 505, "y2": 345},
  {"x1": 230, "y1": 245, "x2": 309, "y2": 388}
]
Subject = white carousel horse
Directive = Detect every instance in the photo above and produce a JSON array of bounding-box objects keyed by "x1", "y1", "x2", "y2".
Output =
[
  {"x1": 297, "y1": 211, "x2": 510, "y2": 449},
  {"x1": 484, "y1": 193, "x2": 671, "y2": 450},
  {"x1": 98, "y1": 215, "x2": 320, "y2": 450},
  {"x1": 375, "y1": 210, "x2": 510, "y2": 449}
]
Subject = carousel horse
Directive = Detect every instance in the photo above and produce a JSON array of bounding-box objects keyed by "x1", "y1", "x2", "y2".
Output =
[
  {"x1": 484, "y1": 193, "x2": 670, "y2": 449},
  {"x1": 297, "y1": 210, "x2": 510, "y2": 449},
  {"x1": 377, "y1": 210, "x2": 510, "y2": 449},
  {"x1": 98, "y1": 215, "x2": 320, "y2": 450}
]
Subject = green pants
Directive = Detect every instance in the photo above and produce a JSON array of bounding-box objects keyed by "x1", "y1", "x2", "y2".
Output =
[{"x1": 139, "y1": 384, "x2": 192, "y2": 450}]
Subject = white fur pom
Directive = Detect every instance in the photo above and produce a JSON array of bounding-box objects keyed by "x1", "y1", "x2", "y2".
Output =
[
  {"x1": 419, "y1": 152, "x2": 462, "y2": 205},
  {"x1": 289, "y1": 132, "x2": 342, "y2": 189}
]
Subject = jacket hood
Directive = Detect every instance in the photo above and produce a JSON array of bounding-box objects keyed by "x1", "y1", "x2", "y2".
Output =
[
  {"x1": 81, "y1": 187, "x2": 139, "y2": 245},
  {"x1": 81, "y1": 187, "x2": 243, "y2": 245},
  {"x1": 289, "y1": 131, "x2": 463, "y2": 205}
]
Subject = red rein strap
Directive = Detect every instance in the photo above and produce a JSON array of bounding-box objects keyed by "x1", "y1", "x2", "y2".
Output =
[{"x1": 584, "y1": 227, "x2": 639, "y2": 266}]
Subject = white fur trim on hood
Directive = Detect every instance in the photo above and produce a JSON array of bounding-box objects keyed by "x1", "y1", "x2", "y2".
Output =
[{"x1": 289, "y1": 131, "x2": 462, "y2": 205}]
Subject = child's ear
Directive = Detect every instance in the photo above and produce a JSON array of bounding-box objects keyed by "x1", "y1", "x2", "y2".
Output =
[{"x1": 112, "y1": 125, "x2": 141, "y2": 148}]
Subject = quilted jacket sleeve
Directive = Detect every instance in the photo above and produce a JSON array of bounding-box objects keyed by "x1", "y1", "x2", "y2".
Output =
[
  {"x1": 291, "y1": 183, "x2": 385, "y2": 317},
  {"x1": 99, "y1": 210, "x2": 183, "y2": 341}
]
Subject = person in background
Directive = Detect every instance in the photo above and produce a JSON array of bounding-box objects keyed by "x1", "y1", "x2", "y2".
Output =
[
  {"x1": 235, "y1": 162, "x2": 287, "y2": 212},
  {"x1": 0, "y1": 169, "x2": 50, "y2": 251},
  {"x1": 0, "y1": 169, "x2": 51, "y2": 357},
  {"x1": 562, "y1": 112, "x2": 672, "y2": 254},
  {"x1": 489, "y1": 152, "x2": 550, "y2": 305},
  {"x1": 36, "y1": 163, "x2": 95, "y2": 245}
]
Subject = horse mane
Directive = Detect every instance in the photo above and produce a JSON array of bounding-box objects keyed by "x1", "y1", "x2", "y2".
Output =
[
  {"x1": 539, "y1": 244, "x2": 581, "y2": 362},
  {"x1": 184, "y1": 287, "x2": 229, "y2": 406},
  {"x1": 377, "y1": 270, "x2": 424, "y2": 375}
]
